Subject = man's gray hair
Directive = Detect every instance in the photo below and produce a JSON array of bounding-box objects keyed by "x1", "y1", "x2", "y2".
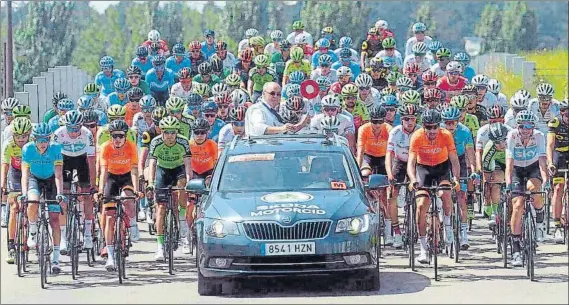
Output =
[{"x1": 263, "y1": 82, "x2": 280, "y2": 92}]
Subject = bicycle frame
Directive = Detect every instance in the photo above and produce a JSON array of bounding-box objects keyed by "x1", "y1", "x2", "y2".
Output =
[{"x1": 156, "y1": 186, "x2": 186, "y2": 275}]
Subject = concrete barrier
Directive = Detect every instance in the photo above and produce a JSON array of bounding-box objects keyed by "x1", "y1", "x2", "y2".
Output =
[{"x1": 32, "y1": 76, "x2": 47, "y2": 123}]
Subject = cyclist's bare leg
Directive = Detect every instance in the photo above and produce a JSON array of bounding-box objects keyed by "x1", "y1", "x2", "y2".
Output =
[
  {"x1": 26, "y1": 192, "x2": 39, "y2": 228},
  {"x1": 490, "y1": 171, "x2": 505, "y2": 209},
  {"x1": 389, "y1": 186, "x2": 400, "y2": 233},
  {"x1": 8, "y1": 195, "x2": 19, "y2": 240},
  {"x1": 552, "y1": 179, "x2": 565, "y2": 222},
  {"x1": 483, "y1": 172, "x2": 493, "y2": 215}
]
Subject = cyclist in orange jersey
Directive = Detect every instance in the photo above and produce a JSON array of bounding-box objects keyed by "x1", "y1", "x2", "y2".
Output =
[
  {"x1": 407, "y1": 109, "x2": 460, "y2": 264},
  {"x1": 124, "y1": 87, "x2": 143, "y2": 127}
]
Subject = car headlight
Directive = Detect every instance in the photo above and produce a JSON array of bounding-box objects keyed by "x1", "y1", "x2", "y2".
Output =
[
  {"x1": 206, "y1": 219, "x2": 240, "y2": 238},
  {"x1": 335, "y1": 214, "x2": 370, "y2": 234}
]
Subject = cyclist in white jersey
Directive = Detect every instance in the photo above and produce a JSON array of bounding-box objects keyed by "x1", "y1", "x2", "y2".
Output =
[
  {"x1": 310, "y1": 95, "x2": 355, "y2": 149},
  {"x1": 404, "y1": 22, "x2": 433, "y2": 57},
  {"x1": 403, "y1": 42, "x2": 431, "y2": 72},
  {"x1": 264, "y1": 30, "x2": 284, "y2": 57},
  {"x1": 170, "y1": 68, "x2": 194, "y2": 100},
  {"x1": 487, "y1": 79, "x2": 508, "y2": 108},
  {"x1": 355, "y1": 74, "x2": 381, "y2": 108},
  {"x1": 374, "y1": 37, "x2": 403, "y2": 70},
  {"x1": 471, "y1": 74, "x2": 499, "y2": 115},
  {"x1": 218, "y1": 106, "x2": 246, "y2": 157},
  {"x1": 53, "y1": 110, "x2": 97, "y2": 252},
  {"x1": 504, "y1": 91, "x2": 530, "y2": 128},
  {"x1": 286, "y1": 20, "x2": 314, "y2": 45},
  {"x1": 307, "y1": 77, "x2": 332, "y2": 116},
  {"x1": 238, "y1": 28, "x2": 258, "y2": 52},
  {"x1": 132, "y1": 96, "x2": 157, "y2": 144},
  {"x1": 429, "y1": 48, "x2": 452, "y2": 77},
  {"x1": 310, "y1": 54, "x2": 338, "y2": 83},
  {"x1": 527, "y1": 82, "x2": 561, "y2": 134},
  {"x1": 333, "y1": 37, "x2": 359, "y2": 63}
]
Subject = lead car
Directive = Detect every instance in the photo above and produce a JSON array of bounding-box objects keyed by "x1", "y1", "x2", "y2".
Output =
[{"x1": 187, "y1": 134, "x2": 389, "y2": 296}]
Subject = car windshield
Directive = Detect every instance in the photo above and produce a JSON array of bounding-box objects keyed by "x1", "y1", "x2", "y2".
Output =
[{"x1": 218, "y1": 150, "x2": 355, "y2": 192}]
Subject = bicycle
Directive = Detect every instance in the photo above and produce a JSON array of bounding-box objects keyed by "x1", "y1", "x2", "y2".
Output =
[
  {"x1": 153, "y1": 186, "x2": 186, "y2": 275},
  {"x1": 392, "y1": 181, "x2": 416, "y2": 271},
  {"x1": 11, "y1": 188, "x2": 29, "y2": 277},
  {"x1": 100, "y1": 191, "x2": 137, "y2": 284},
  {"x1": 447, "y1": 177, "x2": 469, "y2": 263},
  {"x1": 486, "y1": 181, "x2": 508, "y2": 266},
  {"x1": 558, "y1": 168, "x2": 569, "y2": 249}
]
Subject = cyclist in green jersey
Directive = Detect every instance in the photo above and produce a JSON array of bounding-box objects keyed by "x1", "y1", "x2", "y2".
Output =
[
  {"x1": 43, "y1": 92, "x2": 68, "y2": 124},
  {"x1": 192, "y1": 62, "x2": 221, "y2": 88},
  {"x1": 451, "y1": 95, "x2": 480, "y2": 138},
  {"x1": 481, "y1": 123, "x2": 509, "y2": 227},
  {"x1": 165, "y1": 97, "x2": 193, "y2": 139},
  {"x1": 210, "y1": 55, "x2": 231, "y2": 80},
  {"x1": 248, "y1": 54, "x2": 279, "y2": 103},
  {"x1": 341, "y1": 84, "x2": 369, "y2": 130},
  {"x1": 146, "y1": 116, "x2": 192, "y2": 260},
  {"x1": 127, "y1": 65, "x2": 151, "y2": 95}
]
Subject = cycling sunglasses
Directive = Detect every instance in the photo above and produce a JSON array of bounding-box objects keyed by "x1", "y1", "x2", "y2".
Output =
[
  {"x1": 34, "y1": 136, "x2": 50, "y2": 143},
  {"x1": 402, "y1": 116, "x2": 416, "y2": 122},
  {"x1": 232, "y1": 121, "x2": 245, "y2": 127},
  {"x1": 448, "y1": 71, "x2": 460, "y2": 76},
  {"x1": 518, "y1": 123, "x2": 535, "y2": 129},
  {"x1": 204, "y1": 113, "x2": 217, "y2": 118},
  {"x1": 371, "y1": 119, "x2": 384, "y2": 125},
  {"x1": 3, "y1": 111, "x2": 13, "y2": 116},
  {"x1": 142, "y1": 107, "x2": 154, "y2": 112},
  {"x1": 323, "y1": 106, "x2": 338, "y2": 113},
  {"x1": 163, "y1": 130, "x2": 177, "y2": 135},
  {"x1": 193, "y1": 129, "x2": 208, "y2": 135},
  {"x1": 84, "y1": 122, "x2": 97, "y2": 128},
  {"x1": 66, "y1": 126, "x2": 81, "y2": 133},
  {"x1": 385, "y1": 107, "x2": 396, "y2": 112},
  {"x1": 424, "y1": 81, "x2": 436, "y2": 86},
  {"x1": 111, "y1": 133, "x2": 126, "y2": 139},
  {"x1": 424, "y1": 124, "x2": 439, "y2": 130}
]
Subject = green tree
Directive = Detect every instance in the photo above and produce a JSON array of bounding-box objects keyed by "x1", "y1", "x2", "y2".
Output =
[
  {"x1": 408, "y1": 1, "x2": 437, "y2": 38},
  {"x1": 475, "y1": 3, "x2": 504, "y2": 52},
  {"x1": 517, "y1": 8, "x2": 538, "y2": 51}
]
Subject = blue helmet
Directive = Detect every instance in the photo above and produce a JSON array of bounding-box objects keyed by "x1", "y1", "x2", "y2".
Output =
[
  {"x1": 380, "y1": 95, "x2": 398, "y2": 107},
  {"x1": 77, "y1": 95, "x2": 95, "y2": 111},
  {"x1": 114, "y1": 77, "x2": 131, "y2": 93},
  {"x1": 172, "y1": 43, "x2": 185, "y2": 55},
  {"x1": 201, "y1": 100, "x2": 218, "y2": 113},
  {"x1": 339, "y1": 48, "x2": 351, "y2": 59},
  {"x1": 32, "y1": 122, "x2": 52, "y2": 138},
  {"x1": 441, "y1": 107, "x2": 461, "y2": 121},
  {"x1": 339, "y1": 36, "x2": 352, "y2": 48},
  {"x1": 99, "y1": 56, "x2": 114, "y2": 68},
  {"x1": 428, "y1": 40, "x2": 443, "y2": 52},
  {"x1": 317, "y1": 38, "x2": 330, "y2": 48},
  {"x1": 318, "y1": 54, "x2": 333, "y2": 66},
  {"x1": 289, "y1": 71, "x2": 305, "y2": 84},
  {"x1": 412, "y1": 22, "x2": 427, "y2": 33},
  {"x1": 135, "y1": 46, "x2": 148, "y2": 57},
  {"x1": 139, "y1": 95, "x2": 157, "y2": 109},
  {"x1": 63, "y1": 110, "x2": 84, "y2": 127},
  {"x1": 57, "y1": 98, "x2": 75, "y2": 111}
]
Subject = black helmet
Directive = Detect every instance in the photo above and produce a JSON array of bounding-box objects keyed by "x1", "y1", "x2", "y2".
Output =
[
  {"x1": 127, "y1": 65, "x2": 142, "y2": 76},
  {"x1": 280, "y1": 40, "x2": 292, "y2": 50},
  {"x1": 228, "y1": 105, "x2": 247, "y2": 122},
  {"x1": 82, "y1": 110, "x2": 99, "y2": 124},
  {"x1": 198, "y1": 62, "x2": 212, "y2": 75},
  {"x1": 52, "y1": 91, "x2": 68, "y2": 105},
  {"x1": 187, "y1": 93, "x2": 203, "y2": 107},
  {"x1": 210, "y1": 56, "x2": 224, "y2": 73},
  {"x1": 192, "y1": 117, "x2": 210, "y2": 131},
  {"x1": 127, "y1": 87, "x2": 144, "y2": 101},
  {"x1": 421, "y1": 109, "x2": 442, "y2": 125},
  {"x1": 488, "y1": 123, "x2": 509, "y2": 142},
  {"x1": 369, "y1": 105, "x2": 387, "y2": 119},
  {"x1": 152, "y1": 55, "x2": 166, "y2": 67},
  {"x1": 281, "y1": 108, "x2": 300, "y2": 124},
  {"x1": 136, "y1": 46, "x2": 149, "y2": 57},
  {"x1": 172, "y1": 43, "x2": 185, "y2": 55},
  {"x1": 108, "y1": 119, "x2": 129, "y2": 133}
]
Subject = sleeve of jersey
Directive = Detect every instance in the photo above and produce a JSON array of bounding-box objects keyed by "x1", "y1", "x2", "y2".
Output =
[
  {"x1": 21, "y1": 145, "x2": 30, "y2": 168},
  {"x1": 147, "y1": 138, "x2": 158, "y2": 160},
  {"x1": 537, "y1": 132, "x2": 546, "y2": 157},
  {"x1": 183, "y1": 137, "x2": 192, "y2": 158},
  {"x1": 409, "y1": 132, "x2": 418, "y2": 154},
  {"x1": 99, "y1": 144, "x2": 108, "y2": 166},
  {"x1": 505, "y1": 133, "x2": 514, "y2": 159},
  {"x1": 86, "y1": 132, "x2": 96, "y2": 157},
  {"x1": 386, "y1": 129, "x2": 395, "y2": 153},
  {"x1": 464, "y1": 128, "x2": 474, "y2": 147},
  {"x1": 481, "y1": 142, "x2": 495, "y2": 172},
  {"x1": 548, "y1": 118, "x2": 560, "y2": 134},
  {"x1": 1, "y1": 143, "x2": 10, "y2": 164},
  {"x1": 53, "y1": 144, "x2": 63, "y2": 166},
  {"x1": 445, "y1": 131, "x2": 457, "y2": 154}
]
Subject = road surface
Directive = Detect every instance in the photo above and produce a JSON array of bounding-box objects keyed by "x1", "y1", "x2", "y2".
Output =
[{"x1": 1, "y1": 216, "x2": 567, "y2": 304}]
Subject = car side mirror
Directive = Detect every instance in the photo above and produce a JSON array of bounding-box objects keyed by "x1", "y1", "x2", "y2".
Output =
[
  {"x1": 366, "y1": 174, "x2": 389, "y2": 189},
  {"x1": 187, "y1": 178, "x2": 209, "y2": 195}
]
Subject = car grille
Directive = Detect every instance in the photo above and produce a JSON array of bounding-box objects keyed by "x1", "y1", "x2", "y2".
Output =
[{"x1": 242, "y1": 220, "x2": 332, "y2": 241}]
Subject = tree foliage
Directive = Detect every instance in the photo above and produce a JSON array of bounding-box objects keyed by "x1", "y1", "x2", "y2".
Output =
[
  {"x1": 475, "y1": 3, "x2": 504, "y2": 52},
  {"x1": 408, "y1": 1, "x2": 437, "y2": 38}
]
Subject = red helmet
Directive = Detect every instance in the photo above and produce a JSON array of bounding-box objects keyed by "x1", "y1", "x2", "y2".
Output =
[
  {"x1": 229, "y1": 105, "x2": 247, "y2": 121},
  {"x1": 404, "y1": 62, "x2": 420, "y2": 75},
  {"x1": 286, "y1": 96, "x2": 305, "y2": 111},
  {"x1": 214, "y1": 91, "x2": 231, "y2": 105},
  {"x1": 216, "y1": 40, "x2": 227, "y2": 51},
  {"x1": 188, "y1": 40, "x2": 201, "y2": 51},
  {"x1": 423, "y1": 88, "x2": 443, "y2": 100},
  {"x1": 239, "y1": 49, "x2": 253, "y2": 62},
  {"x1": 421, "y1": 70, "x2": 438, "y2": 82},
  {"x1": 177, "y1": 67, "x2": 192, "y2": 80}
]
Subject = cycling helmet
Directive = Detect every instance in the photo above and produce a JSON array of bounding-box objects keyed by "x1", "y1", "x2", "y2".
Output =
[
  {"x1": 321, "y1": 94, "x2": 342, "y2": 108},
  {"x1": 211, "y1": 83, "x2": 229, "y2": 96},
  {"x1": 462, "y1": 84, "x2": 477, "y2": 95},
  {"x1": 339, "y1": 36, "x2": 352, "y2": 48},
  {"x1": 515, "y1": 110, "x2": 537, "y2": 124},
  {"x1": 421, "y1": 109, "x2": 442, "y2": 125},
  {"x1": 147, "y1": 30, "x2": 160, "y2": 42},
  {"x1": 139, "y1": 95, "x2": 157, "y2": 109},
  {"x1": 412, "y1": 22, "x2": 427, "y2": 33},
  {"x1": 210, "y1": 55, "x2": 224, "y2": 73},
  {"x1": 201, "y1": 100, "x2": 218, "y2": 113},
  {"x1": 82, "y1": 110, "x2": 99, "y2": 124},
  {"x1": 126, "y1": 65, "x2": 142, "y2": 76},
  {"x1": 294, "y1": 33, "x2": 309, "y2": 45},
  {"x1": 192, "y1": 117, "x2": 210, "y2": 131},
  {"x1": 368, "y1": 105, "x2": 386, "y2": 120},
  {"x1": 317, "y1": 38, "x2": 331, "y2": 49},
  {"x1": 189, "y1": 40, "x2": 201, "y2": 51},
  {"x1": 396, "y1": 76, "x2": 414, "y2": 88},
  {"x1": 412, "y1": 42, "x2": 428, "y2": 54},
  {"x1": 151, "y1": 107, "x2": 167, "y2": 123},
  {"x1": 320, "y1": 116, "x2": 341, "y2": 132},
  {"x1": 57, "y1": 98, "x2": 75, "y2": 112},
  {"x1": 355, "y1": 74, "x2": 373, "y2": 88},
  {"x1": 424, "y1": 88, "x2": 443, "y2": 100},
  {"x1": 281, "y1": 108, "x2": 300, "y2": 124},
  {"x1": 99, "y1": 56, "x2": 114, "y2": 68},
  {"x1": 380, "y1": 95, "x2": 398, "y2": 107},
  {"x1": 292, "y1": 20, "x2": 305, "y2": 30},
  {"x1": 558, "y1": 99, "x2": 568, "y2": 110},
  {"x1": 453, "y1": 52, "x2": 470, "y2": 65},
  {"x1": 228, "y1": 105, "x2": 247, "y2": 122},
  {"x1": 339, "y1": 48, "x2": 352, "y2": 59},
  {"x1": 245, "y1": 28, "x2": 258, "y2": 38},
  {"x1": 198, "y1": 62, "x2": 212, "y2": 75},
  {"x1": 178, "y1": 67, "x2": 192, "y2": 80},
  {"x1": 400, "y1": 90, "x2": 421, "y2": 104},
  {"x1": 536, "y1": 82, "x2": 554, "y2": 97},
  {"x1": 290, "y1": 46, "x2": 304, "y2": 61},
  {"x1": 32, "y1": 123, "x2": 52, "y2": 138},
  {"x1": 280, "y1": 40, "x2": 292, "y2": 50},
  {"x1": 107, "y1": 104, "x2": 126, "y2": 118},
  {"x1": 166, "y1": 96, "x2": 186, "y2": 111},
  {"x1": 341, "y1": 84, "x2": 359, "y2": 97},
  {"x1": 127, "y1": 87, "x2": 144, "y2": 101},
  {"x1": 441, "y1": 107, "x2": 461, "y2": 121},
  {"x1": 136, "y1": 45, "x2": 149, "y2": 57},
  {"x1": 398, "y1": 103, "x2": 419, "y2": 116},
  {"x1": 254, "y1": 54, "x2": 270, "y2": 67},
  {"x1": 286, "y1": 84, "x2": 301, "y2": 97},
  {"x1": 193, "y1": 83, "x2": 211, "y2": 96},
  {"x1": 404, "y1": 62, "x2": 420, "y2": 75},
  {"x1": 488, "y1": 123, "x2": 509, "y2": 142},
  {"x1": 515, "y1": 89, "x2": 532, "y2": 101},
  {"x1": 316, "y1": 76, "x2": 332, "y2": 88},
  {"x1": 336, "y1": 66, "x2": 352, "y2": 77},
  {"x1": 1, "y1": 97, "x2": 19, "y2": 110},
  {"x1": 435, "y1": 48, "x2": 451, "y2": 59},
  {"x1": 375, "y1": 20, "x2": 388, "y2": 30},
  {"x1": 83, "y1": 83, "x2": 98, "y2": 96},
  {"x1": 216, "y1": 40, "x2": 227, "y2": 51},
  {"x1": 114, "y1": 78, "x2": 131, "y2": 93},
  {"x1": 510, "y1": 93, "x2": 529, "y2": 110},
  {"x1": 53, "y1": 92, "x2": 69, "y2": 105},
  {"x1": 186, "y1": 93, "x2": 204, "y2": 108},
  {"x1": 249, "y1": 36, "x2": 265, "y2": 47},
  {"x1": 487, "y1": 104, "x2": 506, "y2": 119},
  {"x1": 12, "y1": 117, "x2": 32, "y2": 135},
  {"x1": 203, "y1": 29, "x2": 215, "y2": 38},
  {"x1": 450, "y1": 95, "x2": 470, "y2": 110},
  {"x1": 472, "y1": 74, "x2": 489, "y2": 87},
  {"x1": 239, "y1": 49, "x2": 254, "y2": 62},
  {"x1": 63, "y1": 110, "x2": 84, "y2": 127},
  {"x1": 285, "y1": 96, "x2": 305, "y2": 112},
  {"x1": 318, "y1": 54, "x2": 333, "y2": 66},
  {"x1": 270, "y1": 30, "x2": 284, "y2": 41},
  {"x1": 159, "y1": 116, "x2": 181, "y2": 131},
  {"x1": 152, "y1": 55, "x2": 166, "y2": 67},
  {"x1": 77, "y1": 95, "x2": 95, "y2": 110},
  {"x1": 367, "y1": 27, "x2": 378, "y2": 35},
  {"x1": 230, "y1": 89, "x2": 250, "y2": 106},
  {"x1": 381, "y1": 87, "x2": 397, "y2": 96},
  {"x1": 322, "y1": 26, "x2": 334, "y2": 34},
  {"x1": 428, "y1": 40, "x2": 443, "y2": 52},
  {"x1": 289, "y1": 71, "x2": 305, "y2": 84},
  {"x1": 421, "y1": 70, "x2": 438, "y2": 83},
  {"x1": 108, "y1": 119, "x2": 129, "y2": 134},
  {"x1": 172, "y1": 43, "x2": 185, "y2": 56},
  {"x1": 446, "y1": 61, "x2": 463, "y2": 72},
  {"x1": 386, "y1": 72, "x2": 402, "y2": 84},
  {"x1": 225, "y1": 73, "x2": 242, "y2": 86},
  {"x1": 382, "y1": 37, "x2": 396, "y2": 49},
  {"x1": 487, "y1": 79, "x2": 501, "y2": 94},
  {"x1": 214, "y1": 91, "x2": 232, "y2": 106}
]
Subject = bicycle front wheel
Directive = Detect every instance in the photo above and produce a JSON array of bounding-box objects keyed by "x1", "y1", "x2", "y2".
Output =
[
  {"x1": 15, "y1": 211, "x2": 25, "y2": 277},
  {"x1": 115, "y1": 216, "x2": 124, "y2": 284},
  {"x1": 39, "y1": 223, "x2": 49, "y2": 289},
  {"x1": 524, "y1": 213, "x2": 535, "y2": 280},
  {"x1": 71, "y1": 215, "x2": 80, "y2": 280},
  {"x1": 166, "y1": 210, "x2": 175, "y2": 275}
]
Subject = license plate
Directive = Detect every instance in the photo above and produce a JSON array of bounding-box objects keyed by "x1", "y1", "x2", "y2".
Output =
[{"x1": 262, "y1": 242, "x2": 316, "y2": 256}]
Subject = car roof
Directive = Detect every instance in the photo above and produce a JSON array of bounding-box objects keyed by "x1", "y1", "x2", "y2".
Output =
[{"x1": 226, "y1": 134, "x2": 347, "y2": 155}]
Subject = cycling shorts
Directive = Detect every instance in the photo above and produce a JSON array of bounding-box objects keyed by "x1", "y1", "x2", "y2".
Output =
[
  {"x1": 451, "y1": 154, "x2": 469, "y2": 192},
  {"x1": 553, "y1": 151, "x2": 569, "y2": 180},
  {"x1": 416, "y1": 160, "x2": 451, "y2": 188},
  {"x1": 192, "y1": 168, "x2": 213, "y2": 180},
  {"x1": 7, "y1": 167, "x2": 22, "y2": 194},
  {"x1": 104, "y1": 173, "x2": 133, "y2": 204},
  {"x1": 63, "y1": 154, "x2": 90, "y2": 188},
  {"x1": 363, "y1": 154, "x2": 387, "y2": 175},
  {"x1": 391, "y1": 158, "x2": 407, "y2": 184},
  {"x1": 511, "y1": 161, "x2": 542, "y2": 194},
  {"x1": 28, "y1": 175, "x2": 60, "y2": 213},
  {"x1": 155, "y1": 165, "x2": 186, "y2": 203}
]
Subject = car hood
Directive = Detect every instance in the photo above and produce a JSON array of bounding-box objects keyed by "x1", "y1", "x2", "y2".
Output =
[{"x1": 206, "y1": 190, "x2": 369, "y2": 223}]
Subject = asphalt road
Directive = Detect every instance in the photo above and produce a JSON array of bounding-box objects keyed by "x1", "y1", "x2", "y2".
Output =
[{"x1": 1, "y1": 216, "x2": 567, "y2": 304}]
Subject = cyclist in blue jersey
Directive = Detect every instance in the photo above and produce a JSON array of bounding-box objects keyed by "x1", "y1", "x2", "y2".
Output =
[
  {"x1": 454, "y1": 52, "x2": 475, "y2": 82},
  {"x1": 106, "y1": 78, "x2": 131, "y2": 107},
  {"x1": 131, "y1": 46, "x2": 154, "y2": 80},
  {"x1": 311, "y1": 38, "x2": 339, "y2": 69},
  {"x1": 77, "y1": 95, "x2": 107, "y2": 126},
  {"x1": 95, "y1": 56, "x2": 125, "y2": 99},
  {"x1": 146, "y1": 55, "x2": 175, "y2": 106},
  {"x1": 20, "y1": 123, "x2": 66, "y2": 274},
  {"x1": 380, "y1": 95, "x2": 401, "y2": 126},
  {"x1": 201, "y1": 101, "x2": 225, "y2": 142},
  {"x1": 505, "y1": 110, "x2": 549, "y2": 267},
  {"x1": 166, "y1": 43, "x2": 191, "y2": 78},
  {"x1": 282, "y1": 71, "x2": 304, "y2": 101},
  {"x1": 48, "y1": 98, "x2": 75, "y2": 133},
  {"x1": 331, "y1": 48, "x2": 361, "y2": 80},
  {"x1": 441, "y1": 107, "x2": 478, "y2": 250},
  {"x1": 201, "y1": 29, "x2": 217, "y2": 60}
]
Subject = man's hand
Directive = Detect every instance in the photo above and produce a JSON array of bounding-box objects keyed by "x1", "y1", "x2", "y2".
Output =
[
  {"x1": 282, "y1": 123, "x2": 295, "y2": 133},
  {"x1": 453, "y1": 178, "x2": 461, "y2": 192},
  {"x1": 408, "y1": 180, "x2": 418, "y2": 191},
  {"x1": 548, "y1": 163, "x2": 557, "y2": 177}
]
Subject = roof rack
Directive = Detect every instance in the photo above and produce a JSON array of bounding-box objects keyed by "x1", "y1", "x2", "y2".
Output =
[{"x1": 247, "y1": 133, "x2": 327, "y2": 141}]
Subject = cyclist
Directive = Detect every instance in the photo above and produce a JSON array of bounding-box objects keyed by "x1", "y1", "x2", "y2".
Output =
[
  {"x1": 53, "y1": 110, "x2": 97, "y2": 252},
  {"x1": 98, "y1": 119, "x2": 142, "y2": 271},
  {"x1": 332, "y1": 48, "x2": 361, "y2": 80},
  {"x1": 225, "y1": 73, "x2": 243, "y2": 93},
  {"x1": 487, "y1": 79, "x2": 508, "y2": 109},
  {"x1": 386, "y1": 104, "x2": 421, "y2": 249},
  {"x1": 106, "y1": 77, "x2": 131, "y2": 107},
  {"x1": 210, "y1": 55, "x2": 230, "y2": 80},
  {"x1": 270, "y1": 40, "x2": 292, "y2": 83},
  {"x1": 310, "y1": 94, "x2": 355, "y2": 151},
  {"x1": 83, "y1": 83, "x2": 108, "y2": 112},
  {"x1": 404, "y1": 22, "x2": 432, "y2": 58},
  {"x1": 200, "y1": 29, "x2": 217, "y2": 60},
  {"x1": 214, "y1": 91, "x2": 232, "y2": 122},
  {"x1": 95, "y1": 56, "x2": 126, "y2": 99},
  {"x1": 437, "y1": 61, "x2": 467, "y2": 103},
  {"x1": 430, "y1": 48, "x2": 452, "y2": 77},
  {"x1": 218, "y1": 105, "x2": 247, "y2": 157},
  {"x1": 126, "y1": 65, "x2": 151, "y2": 95},
  {"x1": 505, "y1": 90, "x2": 531, "y2": 128},
  {"x1": 185, "y1": 93, "x2": 205, "y2": 119},
  {"x1": 307, "y1": 76, "x2": 332, "y2": 116},
  {"x1": 441, "y1": 106, "x2": 478, "y2": 249},
  {"x1": 249, "y1": 36, "x2": 267, "y2": 57},
  {"x1": 403, "y1": 42, "x2": 430, "y2": 73},
  {"x1": 462, "y1": 84, "x2": 489, "y2": 128},
  {"x1": 330, "y1": 66, "x2": 354, "y2": 94},
  {"x1": 366, "y1": 57, "x2": 389, "y2": 91},
  {"x1": 381, "y1": 95, "x2": 400, "y2": 127},
  {"x1": 21, "y1": 123, "x2": 66, "y2": 274},
  {"x1": 505, "y1": 110, "x2": 549, "y2": 267},
  {"x1": 248, "y1": 54, "x2": 279, "y2": 103},
  {"x1": 166, "y1": 43, "x2": 191, "y2": 76},
  {"x1": 451, "y1": 95, "x2": 480, "y2": 142},
  {"x1": 146, "y1": 55, "x2": 175, "y2": 106},
  {"x1": 453, "y1": 52, "x2": 475, "y2": 82},
  {"x1": 528, "y1": 82, "x2": 561, "y2": 134},
  {"x1": 1, "y1": 117, "x2": 32, "y2": 262},
  {"x1": 215, "y1": 41, "x2": 236, "y2": 69},
  {"x1": 234, "y1": 49, "x2": 254, "y2": 87},
  {"x1": 202, "y1": 100, "x2": 226, "y2": 142},
  {"x1": 311, "y1": 38, "x2": 339, "y2": 69},
  {"x1": 320, "y1": 26, "x2": 337, "y2": 50},
  {"x1": 471, "y1": 74, "x2": 499, "y2": 114},
  {"x1": 264, "y1": 30, "x2": 284, "y2": 57},
  {"x1": 48, "y1": 99, "x2": 75, "y2": 133},
  {"x1": 407, "y1": 109, "x2": 460, "y2": 264},
  {"x1": 131, "y1": 46, "x2": 154, "y2": 80},
  {"x1": 360, "y1": 27, "x2": 383, "y2": 69},
  {"x1": 238, "y1": 28, "x2": 259, "y2": 52},
  {"x1": 187, "y1": 40, "x2": 207, "y2": 76},
  {"x1": 341, "y1": 84, "x2": 369, "y2": 131},
  {"x1": 193, "y1": 62, "x2": 221, "y2": 87},
  {"x1": 283, "y1": 47, "x2": 311, "y2": 87},
  {"x1": 165, "y1": 97, "x2": 193, "y2": 139},
  {"x1": 282, "y1": 73, "x2": 304, "y2": 101},
  {"x1": 310, "y1": 54, "x2": 338, "y2": 83},
  {"x1": 374, "y1": 37, "x2": 403, "y2": 70},
  {"x1": 546, "y1": 99, "x2": 569, "y2": 244},
  {"x1": 124, "y1": 87, "x2": 144, "y2": 127},
  {"x1": 333, "y1": 36, "x2": 358, "y2": 63},
  {"x1": 423, "y1": 88, "x2": 444, "y2": 111},
  {"x1": 396, "y1": 76, "x2": 416, "y2": 96},
  {"x1": 355, "y1": 74, "x2": 381, "y2": 109},
  {"x1": 43, "y1": 93, "x2": 66, "y2": 124},
  {"x1": 142, "y1": 30, "x2": 170, "y2": 56},
  {"x1": 1, "y1": 98, "x2": 22, "y2": 227},
  {"x1": 425, "y1": 40, "x2": 443, "y2": 66},
  {"x1": 287, "y1": 20, "x2": 314, "y2": 45},
  {"x1": 404, "y1": 62, "x2": 423, "y2": 91},
  {"x1": 375, "y1": 19, "x2": 395, "y2": 42},
  {"x1": 170, "y1": 68, "x2": 194, "y2": 100}
]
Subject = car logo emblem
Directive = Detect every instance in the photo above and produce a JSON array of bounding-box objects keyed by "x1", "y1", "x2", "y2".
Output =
[{"x1": 281, "y1": 216, "x2": 292, "y2": 224}]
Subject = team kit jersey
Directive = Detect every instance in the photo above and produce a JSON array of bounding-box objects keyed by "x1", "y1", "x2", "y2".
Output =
[{"x1": 53, "y1": 126, "x2": 96, "y2": 157}]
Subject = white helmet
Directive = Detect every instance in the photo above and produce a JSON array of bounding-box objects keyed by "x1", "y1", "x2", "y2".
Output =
[
  {"x1": 321, "y1": 115, "x2": 341, "y2": 131},
  {"x1": 412, "y1": 42, "x2": 428, "y2": 54},
  {"x1": 270, "y1": 30, "x2": 284, "y2": 41},
  {"x1": 446, "y1": 61, "x2": 463, "y2": 72},
  {"x1": 472, "y1": 74, "x2": 489, "y2": 87},
  {"x1": 295, "y1": 33, "x2": 308, "y2": 44},
  {"x1": 375, "y1": 19, "x2": 388, "y2": 30},
  {"x1": 487, "y1": 79, "x2": 501, "y2": 94},
  {"x1": 337, "y1": 66, "x2": 353, "y2": 77},
  {"x1": 148, "y1": 30, "x2": 160, "y2": 42},
  {"x1": 536, "y1": 82, "x2": 554, "y2": 97},
  {"x1": 245, "y1": 28, "x2": 259, "y2": 38},
  {"x1": 515, "y1": 89, "x2": 532, "y2": 101},
  {"x1": 320, "y1": 94, "x2": 341, "y2": 108},
  {"x1": 355, "y1": 74, "x2": 373, "y2": 88},
  {"x1": 510, "y1": 92, "x2": 529, "y2": 110}
]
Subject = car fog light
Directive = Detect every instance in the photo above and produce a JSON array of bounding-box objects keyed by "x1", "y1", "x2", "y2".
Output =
[
  {"x1": 343, "y1": 254, "x2": 368, "y2": 265},
  {"x1": 208, "y1": 257, "x2": 233, "y2": 269}
]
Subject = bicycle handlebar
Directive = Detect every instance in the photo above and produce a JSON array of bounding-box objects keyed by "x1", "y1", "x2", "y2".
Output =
[{"x1": 101, "y1": 196, "x2": 138, "y2": 202}]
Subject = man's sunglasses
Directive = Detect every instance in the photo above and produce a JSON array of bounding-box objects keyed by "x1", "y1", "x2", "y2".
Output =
[
  {"x1": 66, "y1": 126, "x2": 81, "y2": 133},
  {"x1": 84, "y1": 122, "x2": 97, "y2": 128},
  {"x1": 218, "y1": 104, "x2": 229, "y2": 109},
  {"x1": 163, "y1": 130, "x2": 177, "y2": 135},
  {"x1": 193, "y1": 129, "x2": 208, "y2": 135},
  {"x1": 232, "y1": 121, "x2": 245, "y2": 127},
  {"x1": 371, "y1": 119, "x2": 384, "y2": 125},
  {"x1": 111, "y1": 133, "x2": 126, "y2": 139},
  {"x1": 402, "y1": 116, "x2": 416, "y2": 122},
  {"x1": 424, "y1": 81, "x2": 436, "y2": 86},
  {"x1": 424, "y1": 124, "x2": 439, "y2": 130},
  {"x1": 518, "y1": 123, "x2": 535, "y2": 129},
  {"x1": 142, "y1": 107, "x2": 154, "y2": 113},
  {"x1": 323, "y1": 107, "x2": 338, "y2": 112},
  {"x1": 359, "y1": 86, "x2": 371, "y2": 91},
  {"x1": 34, "y1": 137, "x2": 50, "y2": 143},
  {"x1": 204, "y1": 113, "x2": 216, "y2": 118}
]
